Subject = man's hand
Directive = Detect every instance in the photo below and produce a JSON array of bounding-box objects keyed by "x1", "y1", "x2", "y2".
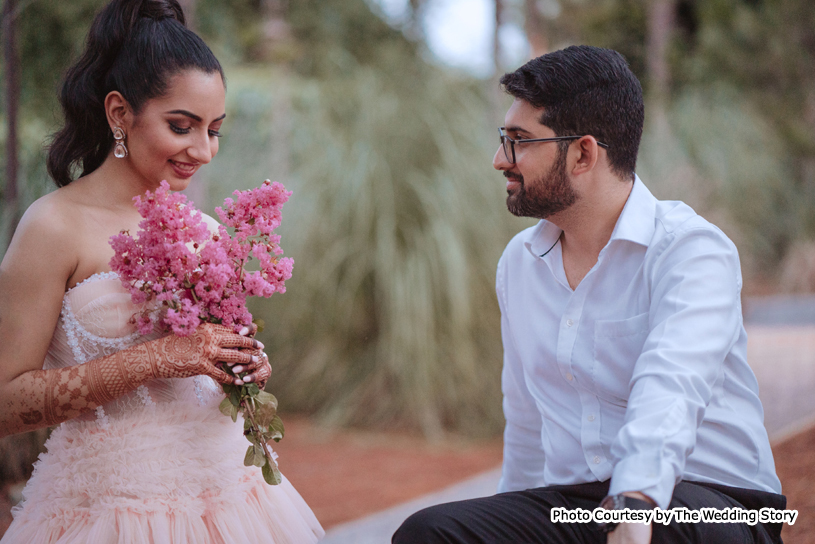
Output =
[
  {"x1": 606, "y1": 492, "x2": 655, "y2": 544},
  {"x1": 607, "y1": 521, "x2": 651, "y2": 544}
]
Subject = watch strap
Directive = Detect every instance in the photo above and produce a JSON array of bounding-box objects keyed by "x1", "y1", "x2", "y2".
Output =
[{"x1": 596, "y1": 494, "x2": 655, "y2": 533}]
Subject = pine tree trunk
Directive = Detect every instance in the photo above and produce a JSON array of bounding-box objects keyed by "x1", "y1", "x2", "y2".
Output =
[
  {"x1": 3, "y1": 0, "x2": 21, "y2": 245},
  {"x1": 524, "y1": 0, "x2": 548, "y2": 58},
  {"x1": 646, "y1": 0, "x2": 675, "y2": 102}
]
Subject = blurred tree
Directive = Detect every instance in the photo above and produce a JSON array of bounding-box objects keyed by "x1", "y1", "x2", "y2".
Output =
[
  {"x1": 527, "y1": 0, "x2": 813, "y2": 276},
  {"x1": 2, "y1": 0, "x2": 21, "y2": 241}
]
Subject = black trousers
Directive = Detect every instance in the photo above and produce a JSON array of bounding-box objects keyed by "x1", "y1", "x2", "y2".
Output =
[{"x1": 392, "y1": 480, "x2": 786, "y2": 544}]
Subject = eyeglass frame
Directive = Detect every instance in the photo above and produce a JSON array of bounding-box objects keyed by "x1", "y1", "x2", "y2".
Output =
[{"x1": 498, "y1": 127, "x2": 610, "y2": 164}]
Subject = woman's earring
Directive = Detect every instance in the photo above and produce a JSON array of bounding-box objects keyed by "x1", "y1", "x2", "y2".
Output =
[{"x1": 113, "y1": 127, "x2": 128, "y2": 158}]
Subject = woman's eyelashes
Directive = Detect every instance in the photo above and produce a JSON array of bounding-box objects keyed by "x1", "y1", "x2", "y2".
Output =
[
  {"x1": 169, "y1": 122, "x2": 190, "y2": 135},
  {"x1": 168, "y1": 122, "x2": 222, "y2": 137}
]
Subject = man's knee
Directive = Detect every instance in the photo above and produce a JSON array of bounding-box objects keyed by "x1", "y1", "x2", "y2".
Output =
[{"x1": 392, "y1": 504, "x2": 460, "y2": 544}]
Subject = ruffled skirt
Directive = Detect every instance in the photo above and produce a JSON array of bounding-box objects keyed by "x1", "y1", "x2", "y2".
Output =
[{"x1": 1, "y1": 399, "x2": 324, "y2": 544}]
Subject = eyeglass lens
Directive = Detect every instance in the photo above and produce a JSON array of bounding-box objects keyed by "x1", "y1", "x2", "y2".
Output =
[{"x1": 500, "y1": 132, "x2": 514, "y2": 164}]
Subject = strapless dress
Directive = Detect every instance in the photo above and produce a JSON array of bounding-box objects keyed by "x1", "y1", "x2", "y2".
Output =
[{"x1": 1, "y1": 272, "x2": 324, "y2": 544}]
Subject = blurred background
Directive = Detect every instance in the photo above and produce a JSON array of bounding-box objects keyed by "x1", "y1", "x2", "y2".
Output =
[{"x1": 2, "y1": 0, "x2": 815, "y2": 538}]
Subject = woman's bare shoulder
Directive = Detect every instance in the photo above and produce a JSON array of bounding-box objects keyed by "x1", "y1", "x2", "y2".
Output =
[{"x1": 6, "y1": 187, "x2": 83, "y2": 275}]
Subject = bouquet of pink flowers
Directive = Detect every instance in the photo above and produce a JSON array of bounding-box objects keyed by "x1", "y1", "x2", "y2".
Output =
[{"x1": 109, "y1": 179, "x2": 293, "y2": 485}]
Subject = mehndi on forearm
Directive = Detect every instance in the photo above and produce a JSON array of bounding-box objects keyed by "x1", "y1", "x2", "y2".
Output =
[
  {"x1": 2, "y1": 324, "x2": 253, "y2": 437},
  {"x1": 4, "y1": 342, "x2": 159, "y2": 436}
]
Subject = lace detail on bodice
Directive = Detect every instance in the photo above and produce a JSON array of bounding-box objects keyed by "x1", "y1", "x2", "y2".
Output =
[{"x1": 44, "y1": 272, "x2": 222, "y2": 426}]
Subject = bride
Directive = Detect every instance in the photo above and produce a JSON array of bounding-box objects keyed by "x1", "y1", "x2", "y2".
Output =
[{"x1": 0, "y1": 0, "x2": 323, "y2": 542}]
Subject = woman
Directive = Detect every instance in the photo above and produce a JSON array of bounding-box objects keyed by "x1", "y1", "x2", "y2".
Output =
[{"x1": 0, "y1": 1, "x2": 324, "y2": 542}]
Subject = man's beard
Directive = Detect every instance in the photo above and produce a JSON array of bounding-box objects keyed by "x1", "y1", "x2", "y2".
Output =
[{"x1": 505, "y1": 147, "x2": 576, "y2": 219}]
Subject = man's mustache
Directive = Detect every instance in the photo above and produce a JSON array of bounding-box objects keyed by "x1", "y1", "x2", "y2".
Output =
[{"x1": 503, "y1": 171, "x2": 523, "y2": 184}]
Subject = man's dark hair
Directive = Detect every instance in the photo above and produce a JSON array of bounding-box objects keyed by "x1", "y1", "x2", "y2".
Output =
[{"x1": 500, "y1": 45, "x2": 644, "y2": 181}]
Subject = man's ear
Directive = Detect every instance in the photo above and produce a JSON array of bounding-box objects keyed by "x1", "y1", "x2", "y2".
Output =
[
  {"x1": 104, "y1": 91, "x2": 132, "y2": 132},
  {"x1": 570, "y1": 136, "x2": 601, "y2": 176}
]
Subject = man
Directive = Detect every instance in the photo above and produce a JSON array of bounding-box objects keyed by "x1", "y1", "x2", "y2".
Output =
[{"x1": 393, "y1": 46, "x2": 785, "y2": 544}]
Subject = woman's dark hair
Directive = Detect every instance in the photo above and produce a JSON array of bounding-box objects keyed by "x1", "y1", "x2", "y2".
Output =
[
  {"x1": 500, "y1": 46, "x2": 644, "y2": 181},
  {"x1": 47, "y1": 0, "x2": 225, "y2": 187}
]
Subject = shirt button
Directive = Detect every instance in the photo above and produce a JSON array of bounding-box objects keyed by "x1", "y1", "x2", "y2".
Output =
[
  {"x1": 594, "y1": 456, "x2": 601, "y2": 464},
  {"x1": 587, "y1": 414, "x2": 595, "y2": 422},
  {"x1": 566, "y1": 319, "x2": 574, "y2": 327},
  {"x1": 566, "y1": 373, "x2": 573, "y2": 381}
]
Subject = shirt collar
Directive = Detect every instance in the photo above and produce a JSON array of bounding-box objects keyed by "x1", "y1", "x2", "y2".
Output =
[
  {"x1": 608, "y1": 175, "x2": 656, "y2": 247},
  {"x1": 523, "y1": 175, "x2": 656, "y2": 259}
]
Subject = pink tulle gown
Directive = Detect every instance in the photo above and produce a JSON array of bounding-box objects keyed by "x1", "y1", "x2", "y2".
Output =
[{"x1": 1, "y1": 272, "x2": 324, "y2": 544}]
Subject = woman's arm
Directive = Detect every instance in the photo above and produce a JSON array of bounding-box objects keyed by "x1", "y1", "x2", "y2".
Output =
[
  {"x1": 3, "y1": 322, "x2": 257, "y2": 436},
  {"x1": 0, "y1": 197, "x2": 258, "y2": 438}
]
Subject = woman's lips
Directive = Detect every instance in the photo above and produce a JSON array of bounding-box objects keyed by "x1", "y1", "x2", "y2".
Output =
[{"x1": 170, "y1": 160, "x2": 196, "y2": 179}]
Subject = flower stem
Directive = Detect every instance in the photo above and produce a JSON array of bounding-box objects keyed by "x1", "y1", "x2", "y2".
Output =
[{"x1": 242, "y1": 398, "x2": 276, "y2": 466}]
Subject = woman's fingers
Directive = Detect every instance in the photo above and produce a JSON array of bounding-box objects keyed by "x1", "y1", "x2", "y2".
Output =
[
  {"x1": 207, "y1": 365, "x2": 237, "y2": 385},
  {"x1": 245, "y1": 356, "x2": 271, "y2": 389},
  {"x1": 238, "y1": 323, "x2": 259, "y2": 337},
  {"x1": 215, "y1": 347, "x2": 253, "y2": 365},
  {"x1": 218, "y1": 334, "x2": 263, "y2": 350}
]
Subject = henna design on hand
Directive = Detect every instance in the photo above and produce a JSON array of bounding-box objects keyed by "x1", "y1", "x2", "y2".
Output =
[{"x1": 5, "y1": 323, "x2": 260, "y2": 436}]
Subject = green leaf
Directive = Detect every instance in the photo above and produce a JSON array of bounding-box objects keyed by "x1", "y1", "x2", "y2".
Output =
[
  {"x1": 229, "y1": 389, "x2": 241, "y2": 407},
  {"x1": 254, "y1": 398, "x2": 278, "y2": 429},
  {"x1": 244, "y1": 417, "x2": 252, "y2": 431},
  {"x1": 230, "y1": 403, "x2": 238, "y2": 423},
  {"x1": 219, "y1": 397, "x2": 233, "y2": 418},
  {"x1": 262, "y1": 459, "x2": 282, "y2": 485},
  {"x1": 256, "y1": 391, "x2": 278, "y2": 409},
  {"x1": 268, "y1": 415, "x2": 285, "y2": 442},
  {"x1": 253, "y1": 318, "x2": 265, "y2": 334},
  {"x1": 253, "y1": 444, "x2": 266, "y2": 467},
  {"x1": 243, "y1": 445, "x2": 254, "y2": 467},
  {"x1": 247, "y1": 383, "x2": 260, "y2": 396}
]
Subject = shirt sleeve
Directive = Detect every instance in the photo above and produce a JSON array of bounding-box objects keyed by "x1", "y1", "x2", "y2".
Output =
[
  {"x1": 608, "y1": 225, "x2": 744, "y2": 508},
  {"x1": 496, "y1": 253, "x2": 547, "y2": 493}
]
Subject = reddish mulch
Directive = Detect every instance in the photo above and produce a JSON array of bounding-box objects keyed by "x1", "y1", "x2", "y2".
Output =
[
  {"x1": 1, "y1": 416, "x2": 813, "y2": 541},
  {"x1": 273, "y1": 416, "x2": 504, "y2": 528},
  {"x1": 774, "y1": 427, "x2": 815, "y2": 543}
]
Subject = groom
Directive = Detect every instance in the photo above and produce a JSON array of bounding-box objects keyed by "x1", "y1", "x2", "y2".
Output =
[{"x1": 393, "y1": 46, "x2": 786, "y2": 544}]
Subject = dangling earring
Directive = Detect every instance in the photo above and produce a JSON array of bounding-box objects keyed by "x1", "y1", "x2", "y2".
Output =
[{"x1": 113, "y1": 127, "x2": 128, "y2": 158}]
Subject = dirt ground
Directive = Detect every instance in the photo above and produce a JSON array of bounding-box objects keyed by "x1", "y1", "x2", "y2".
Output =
[{"x1": 1, "y1": 415, "x2": 812, "y2": 542}]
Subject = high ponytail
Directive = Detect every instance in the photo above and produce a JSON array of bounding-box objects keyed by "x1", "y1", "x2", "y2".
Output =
[{"x1": 47, "y1": 0, "x2": 224, "y2": 187}]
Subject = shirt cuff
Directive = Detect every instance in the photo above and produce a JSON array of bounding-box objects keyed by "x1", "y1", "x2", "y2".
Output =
[{"x1": 609, "y1": 453, "x2": 678, "y2": 510}]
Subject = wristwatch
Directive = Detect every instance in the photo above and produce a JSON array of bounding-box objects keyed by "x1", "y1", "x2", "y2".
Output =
[{"x1": 596, "y1": 494, "x2": 655, "y2": 534}]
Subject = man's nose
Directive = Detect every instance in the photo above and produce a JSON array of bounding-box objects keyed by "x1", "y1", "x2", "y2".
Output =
[{"x1": 493, "y1": 146, "x2": 511, "y2": 171}]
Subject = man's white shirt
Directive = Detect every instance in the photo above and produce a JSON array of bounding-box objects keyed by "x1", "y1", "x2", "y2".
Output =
[{"x1": 496, "y1": 176, "x2": 781, "y2": 509}]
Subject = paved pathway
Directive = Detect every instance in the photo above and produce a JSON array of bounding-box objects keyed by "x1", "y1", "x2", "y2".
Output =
[{"x1": 323, "y1": 302, "x2": 815, "y2": 543}]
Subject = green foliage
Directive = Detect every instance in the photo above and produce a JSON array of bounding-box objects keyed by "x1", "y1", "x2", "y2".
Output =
[
  {"x1": 13, "y1": 0, "x2": 107, "y2": 116},
  {"x1": 539, "y1": 0, "x2": 815, "y2": 269},
  {"x1": 638, "y1": 87, "x2": 801, "y2": 273},
  {"x1": 200, "y1": 54, "x2": 522, "y2": 437},
  {"x1": 258, "y1": 68, "x2": 516, "y2": 437},
  {"x1": 285, "y1": 0, "x2": 418, "y2": 77}
]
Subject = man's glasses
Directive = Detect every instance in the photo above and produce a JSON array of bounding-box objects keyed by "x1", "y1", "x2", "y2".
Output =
[{"x1": 498, "y1": 127, "x2": 610, "y2": 164}]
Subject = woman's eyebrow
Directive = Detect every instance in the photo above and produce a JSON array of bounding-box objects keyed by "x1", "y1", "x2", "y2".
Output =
[
  {"x1": 167, "y1": 109, "x2": 203, "y2": 122},
  {"x1": 166, "y1": 110, "x2": 227, "y2": 123}
]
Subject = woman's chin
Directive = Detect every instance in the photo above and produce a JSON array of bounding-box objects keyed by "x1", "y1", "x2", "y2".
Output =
[{"x1": 160, "y1": 175, "x2": 193, "y2": 192}]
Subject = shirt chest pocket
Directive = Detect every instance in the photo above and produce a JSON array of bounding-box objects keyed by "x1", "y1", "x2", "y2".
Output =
[{"x1": 592, "y1": 312, "x2": 650, "y2": 404}]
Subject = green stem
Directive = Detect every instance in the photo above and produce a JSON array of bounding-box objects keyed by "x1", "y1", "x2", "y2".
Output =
[{"x1": 242, "y1": 398, "x2": 275, "y2": 466}]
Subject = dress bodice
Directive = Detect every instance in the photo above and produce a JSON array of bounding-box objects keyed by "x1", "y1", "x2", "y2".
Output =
[{"x1": 45, "y1": 272, "x2": 222, "y2": 426}]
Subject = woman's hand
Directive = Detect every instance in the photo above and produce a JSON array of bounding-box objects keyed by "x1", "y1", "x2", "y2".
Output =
[
  {"x1": 223, "y1": 324, "x2": 271, "y2": 388},
  {"x1": 144, "y1": 323, "x2": 260, "y2": 385}
]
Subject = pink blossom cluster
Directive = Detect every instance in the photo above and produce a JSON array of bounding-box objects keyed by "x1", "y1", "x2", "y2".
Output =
[{"x1": 109, "y1": 180, "x2": 294, "y2": 336}]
